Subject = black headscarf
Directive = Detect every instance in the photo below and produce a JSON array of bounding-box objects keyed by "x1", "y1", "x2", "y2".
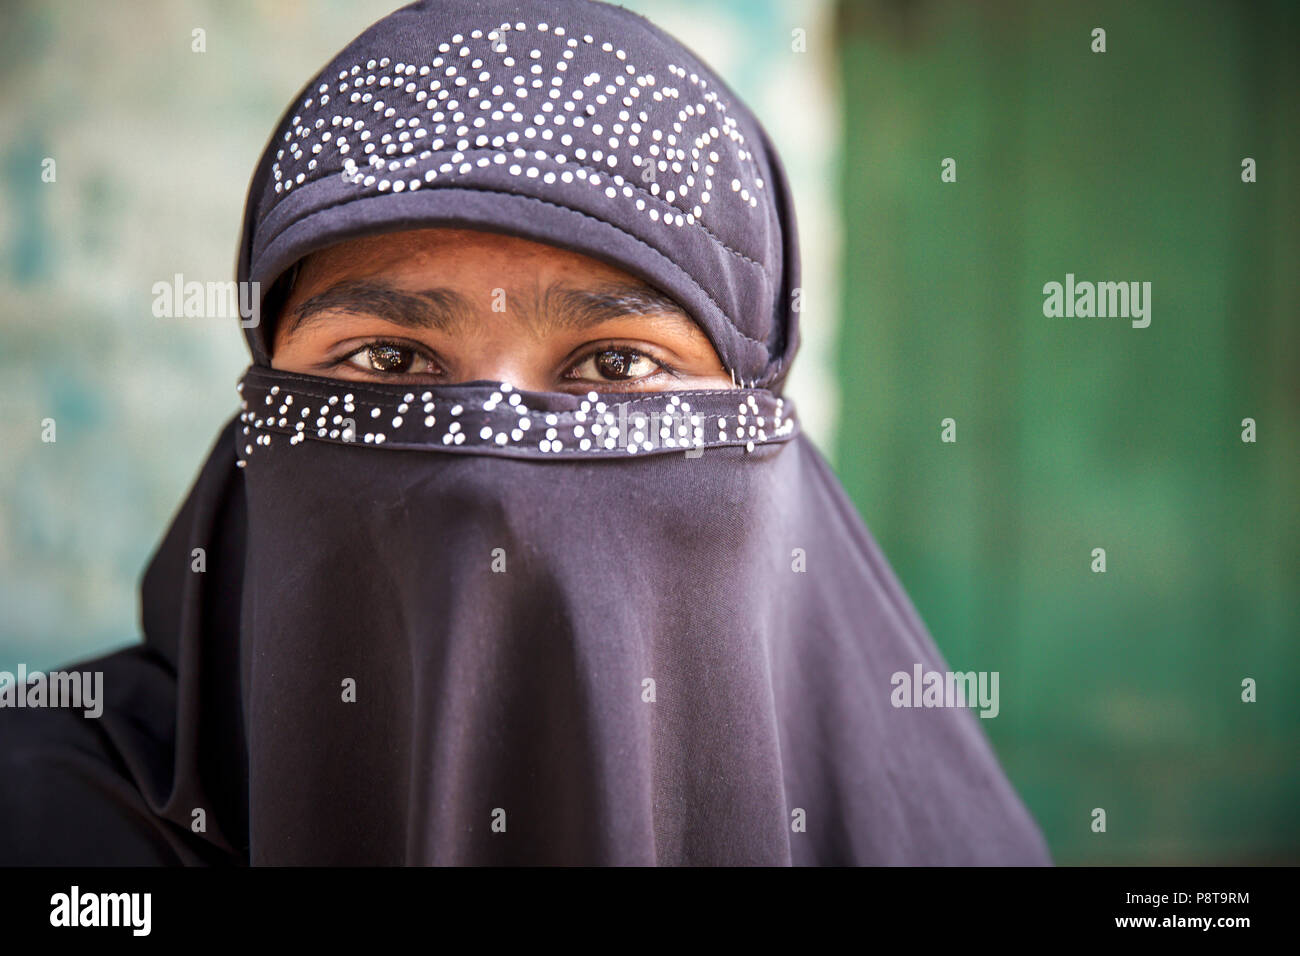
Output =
[{"x1": 0, "y1": 0, "x2": 1050, "y2": 865}]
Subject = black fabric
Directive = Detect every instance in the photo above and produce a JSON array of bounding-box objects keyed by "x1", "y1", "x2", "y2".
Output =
[{"x1": 0, "y1": 0, "x2": 1051, "y2": 865}]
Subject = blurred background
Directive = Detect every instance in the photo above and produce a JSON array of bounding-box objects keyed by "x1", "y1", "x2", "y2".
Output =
[{"x1": 0, "y1": 0, "x2": 1295, "y2": 863}]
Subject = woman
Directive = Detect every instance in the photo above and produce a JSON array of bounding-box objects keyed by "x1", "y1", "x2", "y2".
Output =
[{"x1": 0, "y1": 0, "x2": 1050, "y2": 865}]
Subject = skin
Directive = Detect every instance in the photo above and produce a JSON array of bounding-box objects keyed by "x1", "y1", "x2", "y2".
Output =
[{"x1": 271, "y1": 227, "x2": 735, "y2": 393}]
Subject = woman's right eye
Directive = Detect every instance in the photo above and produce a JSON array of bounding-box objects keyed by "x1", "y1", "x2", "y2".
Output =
[{"x1": 343, "y1": 343, "x2": 436, "y2": 376}]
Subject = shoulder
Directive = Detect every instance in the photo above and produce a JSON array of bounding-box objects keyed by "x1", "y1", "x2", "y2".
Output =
[{"x1": 0, "y1": 647, "x2": 215, "y2": 865}]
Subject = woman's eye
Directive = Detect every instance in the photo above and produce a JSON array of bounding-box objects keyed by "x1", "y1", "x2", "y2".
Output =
[
  {"x1": 572, "y1": 348, "x2": 661, "y2": 382},
  {"x1": 344, "y1": 343, "x2": 432, "y2": 375}
]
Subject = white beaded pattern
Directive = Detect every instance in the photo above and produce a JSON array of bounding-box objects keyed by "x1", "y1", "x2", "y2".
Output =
[
  {"x1": 233, "y1": 373, "x2": 796, "y2": 467},
  {"x1": 269, "y1": 20, "x2": 766, "y2": 234}
]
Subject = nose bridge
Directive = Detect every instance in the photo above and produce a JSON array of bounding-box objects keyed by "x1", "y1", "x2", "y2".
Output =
[
  {"x1": 448, "y1": 278, "x2": 553, "y2": 389},
  {"x1": 462, "y1": 359, "x2": 537, "y2": 390},
  {"x1": 454, "y1": 329, "x2": 549, "y2": 391}
]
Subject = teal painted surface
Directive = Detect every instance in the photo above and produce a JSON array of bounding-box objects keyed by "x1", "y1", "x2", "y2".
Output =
[
  {"x1": 1, "y1": 1, "x2": 418, "y2": 672},
  {"x1": 834, "y1": 0, "x2": 1299, "y2": 862}
]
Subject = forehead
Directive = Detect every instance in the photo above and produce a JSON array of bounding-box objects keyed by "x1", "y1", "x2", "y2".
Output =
[{"x1": 273, "y1": 226, "x2": 699, "y2": 344}]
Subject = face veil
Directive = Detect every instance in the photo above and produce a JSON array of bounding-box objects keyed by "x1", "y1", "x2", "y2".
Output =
[{"x1": 0, "y1": 0, "x2": 1051, "y2": 866}]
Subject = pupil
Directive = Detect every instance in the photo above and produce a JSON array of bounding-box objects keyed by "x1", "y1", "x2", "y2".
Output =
[
  {"x1": 368, "y1": 344, "x2": 410, "y2": 372},
  {"x1": 596, "y1": 349, "x2": 637, "y2": 379}
]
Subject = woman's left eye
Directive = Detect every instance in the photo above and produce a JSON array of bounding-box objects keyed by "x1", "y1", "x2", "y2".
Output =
[
  {"x1": 343, "y1": 343, "x2": 434, "y2": 376},
  {"x1": 569, "y1": 348, "x2": 662, "y2": 382}
]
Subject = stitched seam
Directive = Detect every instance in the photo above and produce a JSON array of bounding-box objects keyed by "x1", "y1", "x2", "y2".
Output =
[
  {"x1": 242, "y1": 372, "x2": 785, "y2": 409},
  {"x1": 259, "y1": 409, "x2": 792, "y2": 427},
  {"x1": 245, "y1": 429, "x2": 801, "y2": 464}
]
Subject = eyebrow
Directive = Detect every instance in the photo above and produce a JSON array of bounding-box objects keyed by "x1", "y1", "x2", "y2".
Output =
[
  {"x1": 283, "y1": 281, "x2": 473, "y2": 336},
  {"x1": 282, "y1": 278, "x2": 693, "y2": 338}
]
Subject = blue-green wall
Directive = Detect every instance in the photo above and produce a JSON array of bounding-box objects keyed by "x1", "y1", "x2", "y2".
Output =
[{"x1": 834, "y1": 0, "x2": 1299, "y2": 863}]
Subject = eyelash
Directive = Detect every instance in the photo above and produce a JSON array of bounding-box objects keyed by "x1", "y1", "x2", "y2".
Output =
[
  {"x1": 330, "y1": 339, "x2": 682, "y2": 388},
  {"x1": 561, "y1": 341, "x2": 682, "y2": 388},
  {"x1": 335, "y1": 338, "x2": 441, "y2": 378}
]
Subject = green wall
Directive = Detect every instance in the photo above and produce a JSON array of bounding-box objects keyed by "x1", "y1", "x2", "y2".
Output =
[{"x1": 834, "y1": 0, "x2": 1298, "y2": 863}]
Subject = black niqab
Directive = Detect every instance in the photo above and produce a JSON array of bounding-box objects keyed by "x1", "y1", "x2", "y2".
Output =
[{"x1": 0, "y1": 0, "x2": 1050, "y2": 865}]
